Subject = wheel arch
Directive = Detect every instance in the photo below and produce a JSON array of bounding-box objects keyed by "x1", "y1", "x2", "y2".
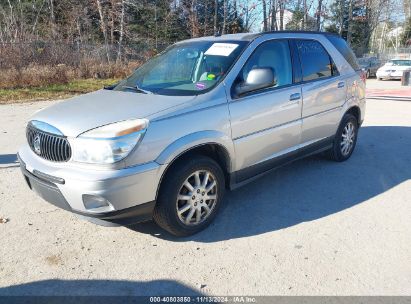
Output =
[
  {"x1": 155, "y1": 132, "x2": 234, "y2": 200},
  {"x1": 345, "y1": 106, "x2": 361, "y2": 125}
]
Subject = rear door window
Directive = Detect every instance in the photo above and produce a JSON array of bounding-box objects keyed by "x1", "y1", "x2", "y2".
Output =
[
  {"x1": 326, "y1": 35, "x2": 360, "y2": 71},
  {"x1": 296, "y1": 40, "x2": 336, "y2": 82}
]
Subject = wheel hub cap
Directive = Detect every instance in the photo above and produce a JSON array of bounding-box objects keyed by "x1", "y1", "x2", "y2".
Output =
[
  {"x1": 176, "y1": 170, "x2": 218, "y2": 226},
  {"x1": 341, "y1": 122, "x2": 355, "y2": 156}
]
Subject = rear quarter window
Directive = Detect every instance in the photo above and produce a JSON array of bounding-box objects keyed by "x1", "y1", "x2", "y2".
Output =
[{"x1": 326, "y1": 35, "x2": 360, "y2": 71}]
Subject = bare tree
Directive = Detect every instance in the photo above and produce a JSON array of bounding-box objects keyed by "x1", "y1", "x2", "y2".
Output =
[
  {"x1": 279, "y1": 0, "x2": 285, "y2": 30},
  {"x1": 95, "y1": 0, "x2": 111, "y2": 63},
  {"x1": 222, "y1": 0, "x2": 227, "y2": 34},
  {"x1": 346, "y1": 0, "x2": 353, "y2": 45},
  {"x1": 214, "y1": 0, "x2": 218, "y2": 34},
  {"x1": 191, "y1": 0, "x2": 200, "y2": 37},
  {"x1": 270, "y1": 0, "x2": 278, "y2": 30},
  {"x1": 32, "y1": 0, "x2": 47, "y2": 36},
  {"x1": 262, "y1": 0, "x2": 268, "y2": 31},
  {"x1": 117, "y1": 0, "x2": 125, "y2": 61},
  {"x1": 338, "y1": 0, "x2": 344, "y2": 35},
  {"x1": 316, "y1": 0, "x2": 323, "y2": 30},
  {"x1": 49, "y1": 0, "x2": 57, "y2": 38},
  {"x1": 303, "y1": 0, "x2": 308, "y2": 29},
  {"x1": 238, "y1": 0, "x2": 258, "y2": 31},
  {"x1": 203, "y1": 0, "x2": 210, "y2": 34}
]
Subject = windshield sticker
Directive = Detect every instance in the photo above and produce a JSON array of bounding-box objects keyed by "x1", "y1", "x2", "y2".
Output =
[
  {"x1": 205, "y1": 43, "x2": 239, "y2": 56},
  {"x1": 195, "y1": 82, "x2": 206, "y2": 90}
]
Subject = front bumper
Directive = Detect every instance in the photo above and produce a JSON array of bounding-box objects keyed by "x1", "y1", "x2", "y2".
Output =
[
  {"x1": 18, "y1": 145, "x2": 163, "y2": 226},
  {"x1": 376, "y1": 71, "x2": 403, "y2": 79}
]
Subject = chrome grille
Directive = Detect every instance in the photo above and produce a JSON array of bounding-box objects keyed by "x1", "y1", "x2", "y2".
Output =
[{"x1": 26, "y1": 123, "x2": 71, "y2": 162}]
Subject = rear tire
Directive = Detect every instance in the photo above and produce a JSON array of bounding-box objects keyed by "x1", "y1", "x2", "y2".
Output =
[
  {"x1": 326, "y1": 113, "x2": 358, "y2": 162},
  {"x1": 366, "y1": 70, "x2": 370, "y2": 79},
  {"x1": 153, "y1": 155, "x2": 225, "y2": 237}
]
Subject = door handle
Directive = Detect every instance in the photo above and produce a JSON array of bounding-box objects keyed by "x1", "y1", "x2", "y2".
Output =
[
  {"x1": 337, "y1": 81, "x2": 345, "y2": 88},
  {"x1": 289, "y1": 93, "x2": 301, "y2": 101}
]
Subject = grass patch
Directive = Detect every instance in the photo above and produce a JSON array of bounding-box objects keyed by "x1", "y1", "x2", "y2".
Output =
[{"x1": 0, "y1": 78, "x2": 119, "y2": 104}]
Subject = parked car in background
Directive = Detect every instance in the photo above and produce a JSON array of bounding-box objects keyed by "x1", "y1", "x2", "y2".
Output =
[
  {"x1": 376, "y1": 59, "x2": 411, "y2": 80},
  {"x1": 358, "y1": 57, "x2": 381, "y2": 78},
  {"x1": 18, "y1": 31, "x2": 366, "y2": 236}
]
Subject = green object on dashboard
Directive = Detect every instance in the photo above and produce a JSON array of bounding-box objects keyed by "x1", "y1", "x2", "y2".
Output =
[{"x1": 207, "y1": 73, "x2": 216, "y2": 80}]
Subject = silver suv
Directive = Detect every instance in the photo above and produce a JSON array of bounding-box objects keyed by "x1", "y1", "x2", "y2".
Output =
[{"x1": 19, "y1": 32, "x2": 366, "y2": 236}]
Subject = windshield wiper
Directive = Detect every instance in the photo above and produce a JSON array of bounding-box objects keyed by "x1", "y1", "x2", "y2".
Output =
[{"x1": 122, "y1": 84, "x2": 153, "y2": 94}]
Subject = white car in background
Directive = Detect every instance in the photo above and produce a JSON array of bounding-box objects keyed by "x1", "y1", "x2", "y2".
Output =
[{"x1": 376, "y1": 59, "x2": 411, "y2": 80}]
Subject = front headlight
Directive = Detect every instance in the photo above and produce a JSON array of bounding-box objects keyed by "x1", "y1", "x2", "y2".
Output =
[{"x1": 70, "y1": 119, "x2": 148, "y2": 164}]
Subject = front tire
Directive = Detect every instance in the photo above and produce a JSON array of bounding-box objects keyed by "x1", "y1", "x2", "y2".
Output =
[
  {"x1": 327, "y1": 113, "x2": 359, "y2": 162},
  {"x1": 153, "y1": 155, "x2": 225, "y2": 237}
]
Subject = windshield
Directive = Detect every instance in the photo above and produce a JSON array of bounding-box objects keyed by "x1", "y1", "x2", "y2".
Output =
[
  {"x1": 386, "y1": 60, "x2": 411, "y2": 66},
  {"x1": 114, "y1": 40, "x2": 248, "y2": 96}
]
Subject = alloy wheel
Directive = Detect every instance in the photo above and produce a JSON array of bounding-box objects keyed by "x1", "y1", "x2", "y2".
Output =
[
  {"x1": 341, "y1": 122, "x2": 355, "y2": 156},
  {"x1": 176, "y1": 170, "x2": 218, "y2": 226}
]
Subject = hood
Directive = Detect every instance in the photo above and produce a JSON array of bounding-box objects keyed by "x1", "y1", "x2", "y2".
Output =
[
  {"x1": 31, "y1": 90, "x2": 196, "y2": 137},
  {"x1": 380, "y1": 64, "x2": 411, "y2": 71}
]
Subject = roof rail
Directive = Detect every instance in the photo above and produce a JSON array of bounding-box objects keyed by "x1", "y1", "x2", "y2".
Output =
[{"x1": 258, "y1": 30, "x2": 340, "y2": 37}]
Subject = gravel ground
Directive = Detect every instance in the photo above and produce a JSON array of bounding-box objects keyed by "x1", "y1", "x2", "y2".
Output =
[{"x1": 0, "y1": 89, "x2": 410, "y2": 296}]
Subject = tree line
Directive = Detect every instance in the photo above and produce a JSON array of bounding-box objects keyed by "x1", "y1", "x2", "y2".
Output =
[{"x1": 0, "y1": 0, "x2": 409, "y2": 63}]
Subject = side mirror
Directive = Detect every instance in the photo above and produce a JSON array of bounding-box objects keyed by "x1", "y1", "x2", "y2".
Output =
[{"x1": 234, "y1": 68, "x2": 276, "y2": 98}]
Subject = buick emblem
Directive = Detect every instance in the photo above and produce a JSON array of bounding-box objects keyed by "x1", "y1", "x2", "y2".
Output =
[{"x1": 33, "y1": 135, "x2": 41, "y2": 155}]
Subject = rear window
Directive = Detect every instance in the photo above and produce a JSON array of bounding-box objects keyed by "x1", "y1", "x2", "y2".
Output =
[{"x1": 326, "y1": 35, "x2": 360, "y2": 71}]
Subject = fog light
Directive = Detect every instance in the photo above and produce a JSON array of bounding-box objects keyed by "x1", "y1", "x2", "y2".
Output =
[{"x1": 82, "y1": 194, "x2": 114, "y2": 212}]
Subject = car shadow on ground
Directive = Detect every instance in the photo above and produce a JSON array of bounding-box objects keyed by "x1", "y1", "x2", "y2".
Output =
[
  {"x1": 129, "y1": 126, "x2": 411, "y2": 242},
  {"x1": 0, "y1": 279, "x2": 202, "y2": 297},
  {"x1": 0, "y1": 153, "x2": 19, "y2": 168}
]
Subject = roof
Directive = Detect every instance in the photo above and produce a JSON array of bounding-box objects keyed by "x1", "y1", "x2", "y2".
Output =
[
  {"x1": 177, "y1": 31, "x2": 340, "y2": 44},
  {"x1": 177, "y1": 33, "x2": 256, "y2": 43}
]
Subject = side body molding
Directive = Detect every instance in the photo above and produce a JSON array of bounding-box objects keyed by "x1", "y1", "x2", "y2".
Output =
[{"x1": 155, "y1": 130, "x2": 235, "y2": 172}]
